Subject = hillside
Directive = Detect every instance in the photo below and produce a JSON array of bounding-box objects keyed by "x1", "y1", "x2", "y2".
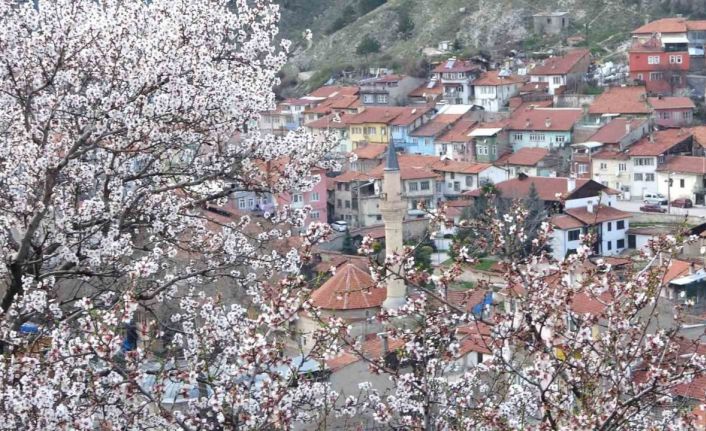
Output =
[{"x1": 275, "y1": 0, "x2": 706, "y2": 96}]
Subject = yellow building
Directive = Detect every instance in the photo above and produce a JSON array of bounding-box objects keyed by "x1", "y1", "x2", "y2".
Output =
[{"x1": 347, "y1": 106, "x2": 412, "y2": 147}]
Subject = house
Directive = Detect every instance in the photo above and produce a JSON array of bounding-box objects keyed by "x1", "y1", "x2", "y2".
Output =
[
  {"x1": 331, "y1": 170, "x2": 376, "y2": 228},
  {"x1": 304, "y1": 113, "x2": 352, "y2": 153},
  {"x1": 276, "y1": 167, "x2": 328, "y2": 226},
  {"x1": 628, "y1": 36, "x2": 689, "y2": 95},
  {"x1": 648, "y1": 96, "x2": 695, "y2": 128},
  {"x1": 587, "y1": 117, "x2": 650, "y2": 151},
  {"x1": 389, "y1": 105, "x2": 435, "y2": 152},
  {"x1": 358, "y1": 74, "x2": 425, "y2": 106},
  {"x1": 631, "y1": 18, "x2": 706, "y2": 80},
  {"x1": 691, "y1": 126, "x2": 706, "y2": 156},
  {"x1": 587, "y1": 86, "x2": 652, "y2": 125},
  {"x1": 469, "y1": 122, "x2": 510, "y2": 163},
  {"x1": 507, "y1": 106, "x2": 583, "y2": 150},
  {"x1": 431, "y1": 159, "x2": 507, "y2": 199},
  {"x1": 532, "y1": 11, "x2": 570, "y2": 35},
  {"x1": 472, "y1": 70, "x2": 525, "y2": 111},
  {"x1": 435, "y1": 118, "x2": 478, "y2": 161},
  {"x1": 408, "y1": 79, "x2": 443, "y2": 104},
  {"x1": 656, "y1": 155, "x2": 706, "y2": 204},
  {"x1": 570, "y1": 141, "x2": 604, "y2": 179},
  {"x1": 590, "y1": 150, "x2": 631, "y2": 197},
  {"x1": 494, "y1": 147, "x2": 558, "y2": 178},
  {"x1": 367, "y1": 161, "x2": 443, "y2": 220},
  {"x1": 627, "y1": 128, "x2": 693, "y2": 198},
  {"x1": 550, "y1": 203, "x2": 631, "y2": 260},
  {"x1": 301, "y1": 85, "x2": 360, "y2": 124},
  {"x1": 432, "y1": 58, "x2": 483, "y2": 104},
  {"x1": 347, "y1": 106, "x2": 418, "y2": 146},
  {"x1": 349, "y1": 143, "x2": 387, "y2": 173},
  {"x1": 528, "y1": 49, "x2": 591, "y2": 95},
  {"x1": 408, "y1": 105, "x2": 471, "y2": 156}
]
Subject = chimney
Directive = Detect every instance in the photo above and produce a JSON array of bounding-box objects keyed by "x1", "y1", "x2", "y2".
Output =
[
  {"x1": 625, "y1": 121, "x2": 632, "y2": 135},
  {"x1": 587, "y1": 200, "x2": 594, "y2": 213},
  {"x1": 567, "y1": 175, "x2": 576, "y2": 192},
  {"x1": 649, "y1": 134, "x2": 655, "y2": 143},
  {"x1": 525, "y1": 118, "x2": 531, "y2": 128},
  {"x1": 378, "y1": 332, "x2": 389, "y2": 354},
  {"x1": 545, "y1": 117, "x2": 552, "y2": 128}
]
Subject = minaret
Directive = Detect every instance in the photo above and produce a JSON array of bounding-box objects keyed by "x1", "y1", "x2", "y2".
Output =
[{"x1": 380, "y1": 145, "x2": 407, "y2": 310}]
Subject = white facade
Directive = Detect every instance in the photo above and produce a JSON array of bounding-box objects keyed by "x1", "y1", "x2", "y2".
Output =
[
  {"x1": 551, "y1": 228, "x2": 583, "y2": 260},
  {"x1": 656, "y1": 171, "x2": 703, "y2": 202},
  {"x1": 438, "y1": 166, "x2": 507, "y2": 197},
  {"x1": 473, "y1": 83, "x2": 522, "y2": 111},
  {"x1": 591, "y1": 157, "x2": 631, "y2": 196},
  {"x1": 529, "y1": 74, "x2": 565, "y2": 95},
  {"x1": 630, "y1": 156, "x2": 659, "y2": 198}
]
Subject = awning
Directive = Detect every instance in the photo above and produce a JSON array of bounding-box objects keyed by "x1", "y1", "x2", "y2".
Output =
[
  {"x1": 661, "y1": 34, "x2": 689, "y2": 44},
  {"x1": 571, "y1": 141, "x2": 603, "y2": 149},
  {"x1": 670, "y1": 269, "x2": 706, "y2": 286},
  {"x1": 469, "y1": 128, "x2": 503, "y2": 137}
]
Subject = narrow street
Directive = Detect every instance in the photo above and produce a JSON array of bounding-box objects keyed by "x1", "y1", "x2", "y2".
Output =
[{"x1": 613, "y1": 199, "x2": 706, "y2": 220}]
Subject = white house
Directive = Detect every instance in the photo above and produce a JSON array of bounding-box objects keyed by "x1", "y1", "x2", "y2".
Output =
[
  {"x1": 432, "y1": 161, "x2": 506, "y2": 198},
  {"x1": 472, "y1": 71, "x2": 525, "y2": 112},
  {"x1": 528, "y1": 49, "x2": 591, "y2": 95},
  {"x1": 656, "y1": 156, "x2": 706, "y2": 204},
  {"x1": 507, "y1": 107, "x2": 582, "y2": 151}
]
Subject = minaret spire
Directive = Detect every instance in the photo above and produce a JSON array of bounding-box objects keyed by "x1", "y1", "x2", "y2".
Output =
[{"x1": 380, "y1": 144, "x2": 406, "y2": 310}]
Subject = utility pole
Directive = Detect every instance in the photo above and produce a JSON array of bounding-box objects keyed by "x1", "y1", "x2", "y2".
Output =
[{"x1": 667, "y1": 173, "x2": 673, "y2": 214}]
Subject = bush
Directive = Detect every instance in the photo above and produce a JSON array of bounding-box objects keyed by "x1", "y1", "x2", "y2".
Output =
[
  {"x1": 358, "y1": 0, "x2": 385, "y2": 16},
  {"x1": 356, "y1": 34, "x2": 381, "y2": 56}
]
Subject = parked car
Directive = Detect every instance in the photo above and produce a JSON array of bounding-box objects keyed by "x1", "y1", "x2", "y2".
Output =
[
  {"x1": 671, "y1": 198, "x2": 693, "y2": 208},
  {"x1": 640, "y1": 203, "x2": 667, "y2": 213},
  {"x1": 643, "y1": 193, "x2": 668, "y2": 205},
  {"x1": 330, "y1": 220, "x2": 348, "y2": 232}
]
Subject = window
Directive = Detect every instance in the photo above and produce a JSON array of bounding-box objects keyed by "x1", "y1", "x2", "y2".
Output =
[
  {"x1": 617, "y1": 220, "x2": 625, "y2": 230},
  {"x1": 649, "y1": 71, "x2": 664, "y2": 81},
  {"x1": 420, "y1": 181, "x2": 430, "y2": 191},
  {"x1": 634, "y1": 173, "x2": 644, "y2": 181},
  {"x1": 450, "y1": 172, "x2": 455, "y2": 179},
  {"x1": 619, "y1": 163, "x2": 627, "y2": 172},
  {"x1": 577, "y1": 163, "x2": 588, "y2": 174},
  {"x1": 293, "y1": 194, "x2": 303, "y2": 203},
  {"x1": 648, "y1": 55, "x2": 661, "y2": 65},
  {"x1": 669, "y1": 55, "x2": 683, "y2": 64},
  {"x1": 600, "y1": 162, "x2": 607, "y2": 170},
  {"x1": 671, "y1": 75, "x2": 682, "y2": 85},
  {"x1": 617, "y1": 239, "x2": 625, "y2": 249},
  {"x1": 408, "y1": 182, "x2": 419, "y2": 192},
  {"x1": 345, "y1": 200, "x2": 350, "y2": 208},
  {"x1": 513, "y1": 133, "x2": 523, "y2": 141},
  {"x1": 441, "y1": 143, "x2": 448, "y2": 154},
  {"x1": 645, "y1": 173, "x2": 655, "y2": 182},
  {"x1": 363, "y1": 94, "x2": 374, "y2": 103},
  {"x1": 337, "y1": 183, "x2": 343, "y2": 191},
  {"x1": 377, "y1": 94, "x2": 388, "y2": 104},
  {"x1": 490, "y1": 145, "x2": 496, "y2": 155},
  {"x1": 238, "y1": 198, "x2": 246, "y2": 209},
  {"x1": 376, "y1": 215, "x2": 382, "y2": 221},
  {"x1": 636, "y1": 73, "x2": 644, "y2": 80},
  {"x1": 311, "y1": 192, "x2": 319, "y2": 201},
  {"x1": 466, "y1": 175, "x2": 473, "y2": 187},
  {"x1": 345, "y1": 183, "x2": 350, "y2": 191},
  {"x1": 681, "y1": 178, "x2": 685, "y2": 188},
  {"x1": 607, "y1": 222, "x2": 612, "y2": 232},
  {"x1": 337, "y1": 199, "x2": 342, "y2": 208},
  {"x1": 660, "y1": 111, "x2": 671, "y2": 120},
  {"x1": 685, "y1": 111, "x2": 693, "y2": 122},
  {"x1": 529, "y1": 133, "x2": 545, "y2": 142},
  {"x1": 477, "y1": 145, "x2": 488, "y2": 155},
  {"x1": 607, "y1": 240, "x2": 612, "y2": 251},
  {"x1": 366, "y1": 127, "x2": 377, "y2": 135},
  {"x1": 380, "y1": 127, "x2": 387, "y2": 135},
  {"x1": 352, "y1": 199, "x2": 358, "y2": 210},
  {"x1": 556, "y1": 135, "x2": 566, "y2": 143},
  {"x1": 248, "y1": 198, "x2": 254, "y2": 209},
  {"x1": 568, "y1": 229, "x2": 580, "y2": 241},
  {"x1": 553, "y1": 76, "x2": 561, "y2": 84},
  {"x1": 634, "y1": 157, "x2": 654, "y2": 166},
  {"x1": 310, "y1": 211, "x2": 320, "y2": 220}
]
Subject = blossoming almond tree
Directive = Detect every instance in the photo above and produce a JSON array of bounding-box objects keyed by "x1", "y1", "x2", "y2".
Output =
[{"x1": 0, "y1": 0, "x2": 343, "y2": 429}]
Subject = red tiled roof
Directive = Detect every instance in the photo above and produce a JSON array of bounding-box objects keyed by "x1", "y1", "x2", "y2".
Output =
[
  {"x1": 432, "y1": 59, "x2": 480, "y2": 73},
  {"x1": 333, "y1": 170, "x2": 374, "y2": 183},
  {"x1": 347, "y1": 106, "x2": 411, "y2": 125},
  {"x1": 627, "y1": 129, "x2": 692, "y2": 156},
  {"x1": 310, "y1": 263, "x2": 384, "y2": 310},
  {"x1": 465, "y1": 176, "x2": 590, "y2": 201},
  {"x1": 431, "y1": 160, "x2": 493, "y2": 174},
  {"x1": 283, "y1": 98, "x2": 314, "y2": 106},
  {"x1": 409, "y1": 80, "x2": 443, "y2": 97},
  {"x1": 313, "y1": 255, "x2": 369, "y2": 273},
  {"x1": 662, "y1": 259, "x2": 694, "y2": 285},
  {"x1": 363, "y1": 74, "x2": 404, "y2": 84},
  {"x1": 632, "y1": 18, "x2": 688, "y2": 35},
  {"x1": 529, "y1": 49, "x2": 591, "y2": 75},
  {"x1": 570, "y1": 291, "x2": 612, "y2": 315},
  {"x1": 519, "y1": 81, "x2": 549, "y2": 93},
  {"x1": 369, "y1": 164, "x2": 441, "y2": 180},
  {"x1": 437, "y1": 118, "x2": 477, "y2": 143},
  {"x1": 591, "y1": 150, "x2": 630, "y2": 160},
  {"x1": 352, "y1": 143, "x2": 387, "y2": 160},
  {"x1": 588, "y1": 86, "x2": 651, "y2": 115},
  {"x1": 550, "y1": 214, "x2": 585, "y2": 230},
  {"x1": 308, "y1": 85, "x2": 359, "y2": 98},
  {"x1": 410, "y1": 120, "x2": 451, "y2": 137},
  {"x1": 564, "y1": 205, "x2": 631, "y2": 225},
  {"x1": 657, "y1": 156, "x2": 706, "y2": 174},
  {"x1": 507, "y1": 107, "x2": 582, "y2": 132},
  {"x1": 588, "y1": 118, "x2": 647, "y2": 144},
  {"x1": 690, "y1": 126, "x2": 706, "y2": 148},
  {"x1": 389, "y1": 106, "x2": 434, "y2": 126},
  {"x1": 447, "y1": 289, "x2": 489, "y2": 313},
  {"x1": 494, "y1": 147, "x2": 548, "y2": 167},
  {"x1": 473, "y1": 70, "x2": 525, "y2": 86},
  {"x1": 305, "y1": 112, "x2": 350, "y2": 129},
  {"x1": 648, "y1": 96, "x2": 695, "y2": 110},
  {"x1": 325, "y1": 336, "x2": 405, "y2": 371}
]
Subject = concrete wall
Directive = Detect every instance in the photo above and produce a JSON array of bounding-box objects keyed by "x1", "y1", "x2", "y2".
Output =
[
  {"x1": 628, "y1": 212, "x2": 704, "y2": 225},
  {"x1": 554, "y1": 94, "x2": 596, "y2": 108}
]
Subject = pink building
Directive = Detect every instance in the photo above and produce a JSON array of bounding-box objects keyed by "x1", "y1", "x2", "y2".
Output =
[
  {"x1": 648, "y1": 96, "x2": 695, "y2": 128},
  {"x1": 276, "y1": 167, "x2": 329, "y2": 226}
]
